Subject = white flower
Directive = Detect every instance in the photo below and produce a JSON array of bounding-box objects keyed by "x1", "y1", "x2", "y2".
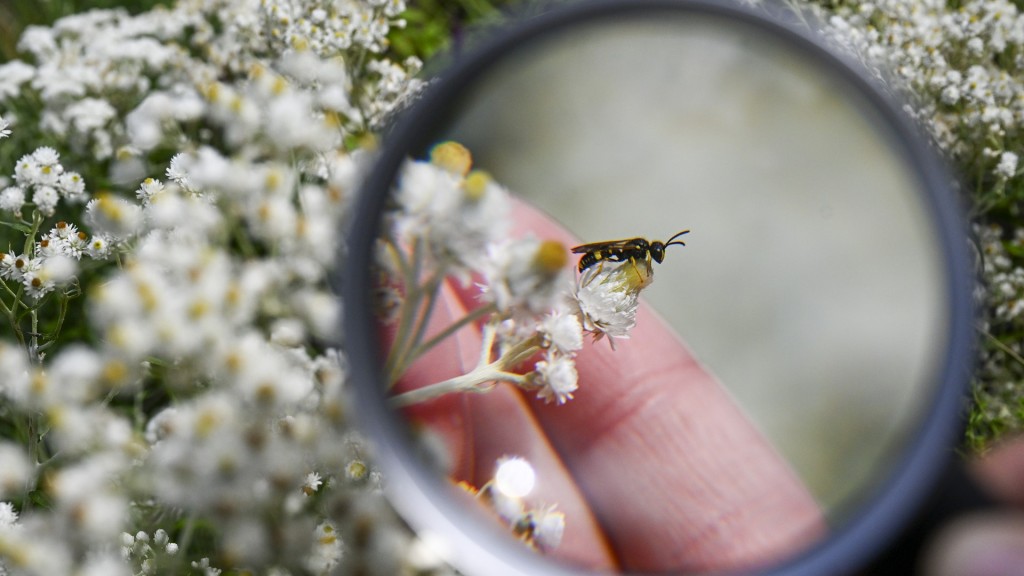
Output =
[
  {"x1": 14, "y1": 154, "x2": 40, "y2": 186},
  {"x1": 0, "y1": 501, "x2": 18, "y2": 527},
  {"x1": 532, "y1": 353, "x2": 578, "y2": 405},
  {"x1": 574, "y1": 259, "x2": 650, "y2": 341},
  {"x1": 0, "y1": 186, "x2": 25, "y2": 214},
  {"x1": 302, "y1": 472, "x2": 323, "y2": 495},
  {"x1": 84, "y1": 193, "x2": 143, "y2": 239},
  {"x1": 48, "y1": 345, "x2": 103, "y2": 403},
  {"x1": 65, "y1": 97, "x2": 116, "y2": 134},
  {"x1": 49, "y1": 455, "x2": 129, "y2": 543},
  {"x1": 213, "y1": 332, "x2": 314, "y2": 407},
  {"x1": 270, "y1": 318, "x2": 306, "y2": 347},
  {"x1": 0, "y1": 60, "x2": 35, "y2": 99},
  {"x1": 135, "y1": 177, "x2": 164, "y2": 204},
  {"x1": 480, "y1": 237, "x2": 572, "y2": 313},
  {"x1": 393, "y1": 160, "x2": 462, "y2": 242},
  {"x1": 529, "y1": 505, "x2": 565, "y2": 552},
  {"x1": 266, "y1": 91, "x2": 336, "y2": 151},
  {"x1": 0, "y1": 115, "x2": 10, "y2": 139},
  {"x1": 0, "y1": 252, "x2": 29, "y2": 281},
  {"x1": 0, "y1": 443, "x2": 33, "y2": 498},
  {"x1": 940, "y1": 84, "x2": 961, "y2": 105},
  {"x1": 32, "y1": 147, "x2": 61, "y2": 177},
  {"x1": 392, "y1": 154, "x2": 510, "y2": 269},
  {"x1": 57, "y1": 171, "x2": 87, "y2": 202},
  {"x1": 967, "y1": 36, "x2": 985, "y2": 56},
  {"x1": 305, "y1": 521, "x2": 343, "y2": 574},
  {"x1": 32, "y1": 185, "x2": 59, "y2": 216},
  {"x1": 84, "y1": 234, "x2": 113, "y2": 259},
  {"x1": 493, "y1": 456, "x2": 536, "y2": 499},
  {"x1": 996, "y1": 151, "x2": 1019, "y2": 179},
  {"x1": 166, "y1": 153, "x2": 193, "y2": 190},
  {"x1": 190, "y1": 557, "x2": 221, "y2": 576},
  {"x1": 539, "y1": 310, "x2": 583, "y2": 355},
  {"x1": 37, "y1": 254, "x2": 78, "y2": 285}
]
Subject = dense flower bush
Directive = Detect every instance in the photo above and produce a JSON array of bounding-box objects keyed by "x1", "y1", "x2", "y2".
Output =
[{"x1": 0, "y1": 1, "x2": 440, "y2": 574}]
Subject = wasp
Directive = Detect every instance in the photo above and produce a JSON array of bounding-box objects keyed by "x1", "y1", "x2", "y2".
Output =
[{"x1": 571, "y1": 230, "x2": 690, "y2": 273}]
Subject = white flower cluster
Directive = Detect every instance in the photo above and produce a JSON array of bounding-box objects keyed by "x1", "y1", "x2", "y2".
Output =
[
  {"x1": 0, "y1": 1, "x2": 433, "y2": 575},
  {"x1": 0, "y1": 1, "x2": 422, "y2": 162},
  {"x1": 121, "y1": 529, "x2": 180, "y2": 575},
  {"x1": 5, "y1": 147, "x2": 86, "y2": 217},
  {"x1": 970, "y1": 222, "x2": 1024, "y2": 442},
  {"x1": 381, "y1": 142, "x2": 649, "y2": 413},
  {"x1": 815, "y1": 0, "x2": 1024, "y2": 206}
]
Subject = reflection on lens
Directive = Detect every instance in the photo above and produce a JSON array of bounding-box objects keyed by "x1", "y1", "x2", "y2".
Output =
[{"x1": 357, "y1": 4, "x2": 955, "y2": 576}]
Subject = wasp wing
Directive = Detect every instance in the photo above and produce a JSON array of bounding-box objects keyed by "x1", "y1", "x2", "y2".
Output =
[{"x1": 571, "y1": 238, "x2": 638, "y2": 254}]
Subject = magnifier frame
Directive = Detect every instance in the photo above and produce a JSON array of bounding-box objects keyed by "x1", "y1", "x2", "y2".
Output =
[{"x1": 342, "y1": 0, "x2": 975, "y2": 574}]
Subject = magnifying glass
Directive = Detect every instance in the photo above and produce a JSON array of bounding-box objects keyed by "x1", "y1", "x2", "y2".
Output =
[{"x1": 342, "y1": 0, "x2": 976, "y2": 574}]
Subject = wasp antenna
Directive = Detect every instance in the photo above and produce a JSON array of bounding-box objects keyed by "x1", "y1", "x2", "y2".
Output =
[{"x1": 664, "y1": 229, "x2": 690, "y2": 246}]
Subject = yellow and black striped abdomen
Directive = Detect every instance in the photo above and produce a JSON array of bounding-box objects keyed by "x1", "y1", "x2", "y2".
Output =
[
  {"x1": 577, "y1": 249, "x2": 609, "y2": 272},
  {"x1": 573, "y1": 238, "x2": 649, "y2": 272}
]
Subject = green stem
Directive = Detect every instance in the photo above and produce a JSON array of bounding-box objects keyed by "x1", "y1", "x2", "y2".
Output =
[
  {"x1": 389, "y1": 364, "x2": 526, "y2": 408},
  {"x1": 387, "y1": 289, "x2": 499, "y2": 383},
  {"x1": 980, "y1": 325, "x2": 1024, "y2": 368},
  {"x1": 27, "y1": 309, "x2": 39, "y2": 364},
  {"x1": 389, "y1": 328, "x2": 542, "y2": 408},
  {"x1": 19, "y1": 210, "x2": 44, "y2": 262},
  {"x1": 407, "y1": 272, "x2": 442, "y2": 353},
  {"x1": 173, "y1": 512, "x2": 198, "y2": 573},
  {"x1": 404, "y1": 302, "x2": 498, "y2": 370},
  {"x1": 384, "y1": 237, "x2": 426, "y2": 377}
]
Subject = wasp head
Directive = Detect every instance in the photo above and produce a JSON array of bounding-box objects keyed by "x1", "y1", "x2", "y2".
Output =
[
  {"x1": 650, "y1": 242, "x2": 667, "y2": 263},
  {"x1": 652, "y1": 230, "x2": 690, "y2": 263}
]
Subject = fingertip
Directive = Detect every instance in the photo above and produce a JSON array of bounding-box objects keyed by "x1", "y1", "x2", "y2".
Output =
[
  {"x1": 970, "y1": 437, "x2": 1024, "y2": 507},
  {"x1": 921, "y1": 513, "x2": 1024, "y2": 576}
]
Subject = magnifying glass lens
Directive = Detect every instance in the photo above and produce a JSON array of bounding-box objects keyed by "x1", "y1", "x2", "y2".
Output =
[{"x1": 347, "y1": 3, "x2": 971, "y2": 575}]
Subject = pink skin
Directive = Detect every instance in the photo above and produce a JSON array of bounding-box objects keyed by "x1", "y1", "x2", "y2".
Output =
[
  {"x1": 390, "y1": 199, "x2": 826, "y2": 572},
  {"x1": 971, "y1": 439, "x2": 1024, "y2": 507}
]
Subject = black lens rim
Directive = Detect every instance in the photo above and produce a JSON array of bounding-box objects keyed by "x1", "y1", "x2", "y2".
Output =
[{"x1": 341, "y1": 1, "x2": 975, "y2": 574}]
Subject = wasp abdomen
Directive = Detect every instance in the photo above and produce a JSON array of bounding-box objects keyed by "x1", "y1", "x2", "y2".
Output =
[{"x1": 577, "y1": 251, "x2": 604, "y2": 272}]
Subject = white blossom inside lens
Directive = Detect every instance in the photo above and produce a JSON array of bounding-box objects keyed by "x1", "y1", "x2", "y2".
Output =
[{"x1": 494, "y1": 456, "x2": 537, "y2": 499}]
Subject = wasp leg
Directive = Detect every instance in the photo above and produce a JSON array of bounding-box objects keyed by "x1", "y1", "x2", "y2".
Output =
[
  {"x1": 630, "y1": 258, "x2": 643, "y2": 284},
  {"x1": 629, "y1": 255, "x2": 654, "y2": 288}
]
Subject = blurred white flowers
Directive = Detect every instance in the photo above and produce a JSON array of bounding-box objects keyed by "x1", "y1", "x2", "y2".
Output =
[{"x1": 0, "y1": 0, "x2": 431, "y2": 574}]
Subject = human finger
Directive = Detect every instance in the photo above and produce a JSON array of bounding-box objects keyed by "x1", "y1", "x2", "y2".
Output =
[{"x1": 446, "y1": 198, "x2": 825, "y2": 571}]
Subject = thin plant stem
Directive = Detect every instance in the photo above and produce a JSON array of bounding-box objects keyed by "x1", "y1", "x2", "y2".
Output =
[
  {"x1": 400, "y1": 302, "x2": 499, "y2": 380},
  {"x1": 981, "y1": 325, "x2": 1024, "y2": 368},
  {"x1": 389, "y1": 329, "x2": 542, "y2": 408},
  {"x1": 389, "y1": 364, "x2": 527, "y2": 408},
  {"x1": 384, "y1": 237, "x2": 425, "y2": 377},
  {"x1": 386, "y1": 271, "x2": 442, "y2": 385}
]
